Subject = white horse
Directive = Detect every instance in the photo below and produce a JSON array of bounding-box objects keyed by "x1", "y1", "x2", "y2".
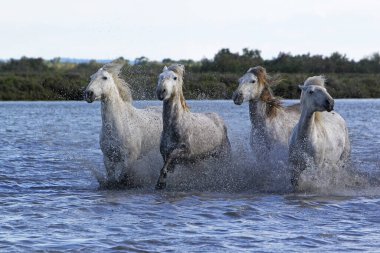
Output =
[
  {"x1": 84, "y1": 60, "x2": 163, "y2": 188},
  {"x1": 232, "y1": 66, "x2": 301, "y2": 163},
  {"x1": 289, "y1": 76, "x2": 351, "y2": 190},
  {"x1": 155, "y1": 64, "x2": 231, "y2": 189}
]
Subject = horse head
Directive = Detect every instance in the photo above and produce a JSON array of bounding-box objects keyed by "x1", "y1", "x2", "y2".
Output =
[
  {"x1": 84, "y1": 68, "x2": 115, "y2": 103},
  {"x1": 299, "y1": 76, "x2": 334, "y2": 112},
  {"x1": 232, "y1": 66, "x2": 268, "y2": 105},
  {"x1": 84, "y1": 60, "x2": 131, "y2": 103},
  {"x1": 156, "y1": 64, "x2": 185, "y2": 101},
  {"x1": 157, "y1": 64, "x2": 189, "y2": 112}
]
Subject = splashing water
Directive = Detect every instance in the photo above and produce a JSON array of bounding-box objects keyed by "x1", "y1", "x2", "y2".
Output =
[{"x1": 86, "y1": 99, "x2": 378, "y2": 195}]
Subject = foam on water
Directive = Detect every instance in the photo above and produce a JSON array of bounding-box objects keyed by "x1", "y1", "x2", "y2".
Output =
[{"x1": 89, "y1": 136, "x2": 376, "y2": 196}]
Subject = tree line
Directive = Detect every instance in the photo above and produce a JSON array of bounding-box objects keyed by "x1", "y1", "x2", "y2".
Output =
[{"x1": 1, "y1": 48, "x2": 380, "y2": 100}]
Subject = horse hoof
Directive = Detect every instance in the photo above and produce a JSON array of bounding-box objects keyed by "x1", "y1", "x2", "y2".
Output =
[{"x1": 155, "y1": 181, "x2": 166, "y2": 190}]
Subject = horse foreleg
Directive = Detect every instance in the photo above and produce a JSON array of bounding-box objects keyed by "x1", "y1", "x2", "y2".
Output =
[
  {"x1": 104, "y1": 156, "x2": 117, "y2": 183},
  {"x1": 291, "y1": 168, "x2": 301, "y2": 190},
  {"x1": 291, "y1": 162, "x2": 306, "y2": 191},
  {"x1": 156, "y1": 147, "x2": 186, "y2": 190},
  {"x1": 156, "y1": 157, "x2": 173, "y2": 190},
  {"x1": 119, "y1": 165, "x2": 134, "y2": 188}
]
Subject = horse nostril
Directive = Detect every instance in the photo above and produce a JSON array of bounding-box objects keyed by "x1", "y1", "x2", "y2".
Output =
[
  {"x1": 85, "y1": 90, "x2": 94, "y2": 101},
  {"x1": 325, "y1": 99, "x2": 334, "y2": 111},
  {"x1": 162, "y1": 89, "x2": 166, "y2": 93}
]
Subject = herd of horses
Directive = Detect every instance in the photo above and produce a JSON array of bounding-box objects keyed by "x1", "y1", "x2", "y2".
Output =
[{"x1": 83, "y1": 60, "x2": 351, "y2": 191}]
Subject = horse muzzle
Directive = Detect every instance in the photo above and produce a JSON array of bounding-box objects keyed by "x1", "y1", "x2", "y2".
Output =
[
  {"x1": 156, "y1": 88, "x2": 166, "y2": 101},
  {"x1": 325, "y1": 99, "x2": 334, "y2": 112},
  {"x1": 232, "y1": 92, "x2": 243, "y2": 105},
  {"x1": 84, "y1": 90, "x2": 95, "y2": 103}
]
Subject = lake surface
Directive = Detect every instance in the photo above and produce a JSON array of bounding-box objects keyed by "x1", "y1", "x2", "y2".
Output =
[{"x1": 0, "y1": 100, "x2": 379, "y2": 252}]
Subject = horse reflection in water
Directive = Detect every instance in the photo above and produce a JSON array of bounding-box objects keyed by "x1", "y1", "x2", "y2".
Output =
[
  {"x1": 155, "y1": 64, "x2": 231, "y2": 189},
  {"x1": 84, "y1": 60, "x2": 163, "y2": 188},
  {"x1": 289, "y1": 76, "x2": 351, "y2": 190}
]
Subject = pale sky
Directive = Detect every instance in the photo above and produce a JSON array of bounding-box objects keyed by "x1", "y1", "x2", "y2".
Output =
[{"x1": 1, "y1": 0, "x2": 380, "y2": 61}]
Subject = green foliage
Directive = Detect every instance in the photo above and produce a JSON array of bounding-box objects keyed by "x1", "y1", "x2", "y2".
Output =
[
  {"x1": 0, "y1": 58, "x2": 101, "y2": 100},
  {"x1": 1, "y1": 49, "x2": 380, "y2": 100}
]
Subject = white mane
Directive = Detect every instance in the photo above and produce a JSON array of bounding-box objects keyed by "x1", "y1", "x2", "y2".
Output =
[
  {"x1": 304, "y1": 76, "x2": 326, "y2": 87},
  {"x1": 103, "y1": 59, "x2": 133, "y2": 102}
]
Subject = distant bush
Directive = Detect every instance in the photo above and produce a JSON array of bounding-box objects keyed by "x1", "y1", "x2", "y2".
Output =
[{"x1": 1, "y1": 50, "x2": 380, "y2": 100}]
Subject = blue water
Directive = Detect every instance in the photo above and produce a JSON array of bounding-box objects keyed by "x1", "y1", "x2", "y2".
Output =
[{"x1": 0, "y1": 100, "x2": 379, "y2": 252}]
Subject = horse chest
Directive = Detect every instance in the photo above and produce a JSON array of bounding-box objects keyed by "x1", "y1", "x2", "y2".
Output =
[
  {"x1": 101, "y1": 142, "x2": 123, "y2": 162},
  {"x1": 161, "y1": 121, "x2": 188, "y2": 152},
  {"x1": 100, "y1": 129, "x2": 126, "y2": 162}
]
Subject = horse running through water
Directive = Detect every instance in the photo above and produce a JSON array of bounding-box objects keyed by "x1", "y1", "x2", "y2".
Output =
[
  {"x1": 289, "y1": 76, "x2": 351, "y2": 190},
  {"x1": 232, "y1": 66, "x2": 301, "y2": 164},
  {"x1": 155, "y1": 64, "x2": 231, "y2": 189},
  {"x1": 84, "y1": 60, "x2": 163, "y2": 188}
]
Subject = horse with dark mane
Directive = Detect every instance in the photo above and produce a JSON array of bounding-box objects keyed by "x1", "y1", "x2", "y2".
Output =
[{"x1": 232, "y1": 66, "x2": 301, "y2": 164}]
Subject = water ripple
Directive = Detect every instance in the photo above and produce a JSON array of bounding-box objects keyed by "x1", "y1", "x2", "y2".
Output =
[{"x1": 0, "y1": 100, "x2": 379, "y2": 252}]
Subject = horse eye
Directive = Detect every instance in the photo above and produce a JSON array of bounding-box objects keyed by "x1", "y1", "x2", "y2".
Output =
[
  {"x1": 102, "y1": 76, "x2": 108, "y2": 80},
  {"x1": 308, "y1": 90, "x2": 314, "y2": 94},
  {"x1": 173, "y1": 77, "x2": 177, "y2": 80},
  {"x1": 251, "y1": 80, "x2": 256, "y2": 83}
]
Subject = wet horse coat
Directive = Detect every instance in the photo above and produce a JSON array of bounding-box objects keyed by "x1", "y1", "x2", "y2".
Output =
[
  {"x1": 232, "y1": 66, "x2": 301, "y2": 164},
  {"x1": 289, "y1": 76, "x2": 351, "y2": 190},
  {"x1": 156, "y1": 64, "x2": 231, "y2": 189},
  {"x1": 84, "y1": 60, "x2": 163, "y2": 187}
]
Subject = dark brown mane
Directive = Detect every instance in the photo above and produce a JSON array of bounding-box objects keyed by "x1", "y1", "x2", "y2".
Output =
[
  {"x1": 259, "y1": 87, "x2": 283, "y2": 118},
  {"x1": 248, "y1": 66, "x2": 269, "y2": 86},
  {"x1": 248, "y1": 66, "x2": 288, "y2": 118}
]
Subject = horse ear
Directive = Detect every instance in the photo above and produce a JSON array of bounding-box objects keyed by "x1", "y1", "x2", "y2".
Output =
[
  {"x1": 163, "y1": 66, "x2": 168, "y2": 71},
  {"x1": 178, "y1": 64, "x2": 185, "y2": 72},
  {"x1": 299, "y1": 85, "x2": 307, "y2": 91}
]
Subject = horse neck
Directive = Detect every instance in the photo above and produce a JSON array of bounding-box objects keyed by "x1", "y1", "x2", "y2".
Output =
[
  {"x1": 249, "y1": 100, "x2": 265, "y2": 129},
  {"x1": 296, "y1": 105, "x2": 317, "y2": 139},
  {"x1": 249, "y1": 86, "x2": 280, "y2": 128},
  {"x1": 162, "y1": 93, "x2": 185, "y2": 131},
  {"x1": 101, "y1": 88, "x2": 134, "y2": 128}
]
